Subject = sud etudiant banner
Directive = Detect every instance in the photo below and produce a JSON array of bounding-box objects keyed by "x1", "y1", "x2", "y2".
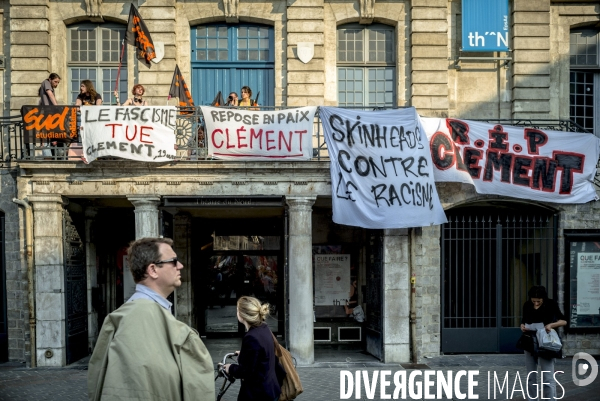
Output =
[
  {"x1": 320, "y1": 107, "x2": 447, "y2": 229},
  {"x1": 200, "y1": 106, "x2": 318, "y2": 160},
  {"x1": 21, "y1": 105, "x2": 79, "y2": 143},
  {"x1": 422, "y1": 118, "x2": 600, "y2": 203},
  {"x1": 80, "y1": 106, "x2": 177, "y2": 163}
]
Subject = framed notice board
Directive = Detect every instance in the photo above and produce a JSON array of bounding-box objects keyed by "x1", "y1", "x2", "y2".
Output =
[{"x1": 565, "y1": 230, "x2": 600, "y2": 330}]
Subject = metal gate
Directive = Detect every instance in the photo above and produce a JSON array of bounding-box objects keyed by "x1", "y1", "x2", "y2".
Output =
[
  {"x1": 441, "y1": 206, "x2": 557, "y2": 353},
  {"x1": 365, "y1": 230, "x2": 383, "y2": 360},
  {"x1": 64, "y1": 212, "x2": 88, "y2": 364}
]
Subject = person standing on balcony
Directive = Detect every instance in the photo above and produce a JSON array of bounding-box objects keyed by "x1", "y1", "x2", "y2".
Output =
[
  {"x1": 239, "y1": 86, "x2": 259, "y2": 110},
  {"x1": 38, "y1": 73, "x2": 61, "y2": 105},
  {"x1": 75, "y1": 80, "x2": 102, "y2": 106},
  {"x1": 114, "y1": 84, "x2": 149, "y2": 106},
  {"x1": 226, "y1": 91, "x2": 239, "y2": 106}
]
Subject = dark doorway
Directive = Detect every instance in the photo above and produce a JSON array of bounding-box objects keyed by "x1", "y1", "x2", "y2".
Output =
[
  {"x1": 192, "y1": 213, "x2": 285, "y2": 337},
  {"x1": 441, "y1": 203, "x2": 557, "y2": 353}
]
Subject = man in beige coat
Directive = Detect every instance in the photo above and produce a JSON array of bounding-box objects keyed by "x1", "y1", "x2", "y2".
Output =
[{"x1": 88, "y1": 237, "x2": 215, "y2": 401}]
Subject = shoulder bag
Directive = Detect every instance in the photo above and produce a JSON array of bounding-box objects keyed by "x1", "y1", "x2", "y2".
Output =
[{"x1": 271, "y1": 333, "x2": 303, "y2": 401}]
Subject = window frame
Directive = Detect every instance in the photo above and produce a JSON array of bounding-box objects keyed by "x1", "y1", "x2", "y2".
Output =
[
  {"x1": 569, "y1": 28, "x2": 600, "y2": 137},
  {"x1": 191, "y1": 24, "x2": 275, "y2": 66},
  {"x1": 67, "y1": 23, "x2": 128, "y2": 105},
  {"x1": 336, "y1": 23, "x2": 396, "y2": 108}
]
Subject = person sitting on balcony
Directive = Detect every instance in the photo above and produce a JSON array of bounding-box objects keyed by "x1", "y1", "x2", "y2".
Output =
[
  {"x1": 75, "y1": 80, "x2": 102, "y2": 106},
  {"x1": 114, "y1": 84, "x2": 149, "y2": 106}
]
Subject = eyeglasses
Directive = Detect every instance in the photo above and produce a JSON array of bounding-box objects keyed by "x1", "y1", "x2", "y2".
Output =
[{"x1": 154, "y1": 257, "x2": 179, "y2": 266}]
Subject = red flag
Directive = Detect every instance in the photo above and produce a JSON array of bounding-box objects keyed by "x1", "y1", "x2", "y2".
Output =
[
  {"x1": 169, "y1": 64, "x2": 195, "y2": 110},
  {"x1": 125, "y1": 4, "x2": 156, "y2": 67}
]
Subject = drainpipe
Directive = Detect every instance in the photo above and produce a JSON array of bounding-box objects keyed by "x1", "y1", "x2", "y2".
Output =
[
  {"x1": 13, "y1": 198, "x2": 35, "y2": 368},
  {"x1": 409, "y1": 228, "x2": 417, "y2": 364}
]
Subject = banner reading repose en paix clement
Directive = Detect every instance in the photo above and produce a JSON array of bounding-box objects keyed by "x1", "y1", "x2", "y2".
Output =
[
  {"x1": 80, "y1": 106, "x2": 177, "y2": 163},
  {"x1": 201, "y1": 106, "x2": 318, "y2": 160},
  {"x1": 320, "y1": 107, "x2": 447, "y2": 229},
  {"x1": 422, "y1": 118, "x2": 600, "y2": 203}
]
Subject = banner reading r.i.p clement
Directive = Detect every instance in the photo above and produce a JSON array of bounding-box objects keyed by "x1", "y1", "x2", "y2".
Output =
[{"x1": 422, "y1": 118, "x2": 600, "y2": 204}]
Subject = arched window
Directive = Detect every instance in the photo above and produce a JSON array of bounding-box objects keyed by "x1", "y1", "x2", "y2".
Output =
[
  {"x1": 337, "y1": 24, "x2": 395, "y2": 108},
  {"x1": 68, "y1": 23, "x2": 128, "y2": 105},
  {"x1": 191, "y1": 24, "x2": 275, "y2": 106},
  {"x1": 570, "y1": 28, "x2": 599, "y2": 136}
]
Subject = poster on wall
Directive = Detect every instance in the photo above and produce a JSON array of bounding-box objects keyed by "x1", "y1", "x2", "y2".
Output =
[
  {"x1": 200, "y1": 106, "x2": 318, "y2": 160},
  {"x1": 80, "y1": 106, "x2": 177, "y2": 163},
  {"x1": 314, "y1": 254, "x2": 350, "y2": 306},
  {"x1": 568, "y1": 237, "x2": 600, "y2": 328},
  {"x1": 320, "y1": 107, "x2": 447, "y2": 229},
  {"x1": 422, "y1": 118, "x2": 600, "y2": 204}
]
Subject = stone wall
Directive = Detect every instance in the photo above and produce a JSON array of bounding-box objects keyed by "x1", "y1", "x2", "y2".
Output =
[{"x1": 1, "y1": 171, "x2": 26, "y2": 362}]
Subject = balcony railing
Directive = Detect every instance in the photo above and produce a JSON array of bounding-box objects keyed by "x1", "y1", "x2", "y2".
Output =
[{"x1": 2, "y1": 107, "x2": 597, "y2": 185}]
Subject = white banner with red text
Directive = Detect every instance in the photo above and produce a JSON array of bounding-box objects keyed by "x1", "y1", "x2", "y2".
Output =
[
  {"x1": 422, "y1": 118, "x2": 600, "y2": 203},
  {"x1": 320, "y1": 107, "x2": 448, "y2": 229},
  {"x1": 200, "y1": 106, "x2": 318, "y2": 160},
  {"x1": 80, "y1": 106, "x2": 177, "y2": 163}
]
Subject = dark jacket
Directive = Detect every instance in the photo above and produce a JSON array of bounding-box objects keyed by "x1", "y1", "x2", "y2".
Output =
[
  {"x1": 521, "y1": 298, "x2": 566, "y2": 326},
  {"x1": 229, "y1": 323, "x2": 281, "y2": 401}
]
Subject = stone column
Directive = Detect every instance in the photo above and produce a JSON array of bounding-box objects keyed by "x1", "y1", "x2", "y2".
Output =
[
  {"x1": 286, "y1": 0, "x2": 325, "y2": 106},
  {"x1": 410, "y1": 0, "x2": 449, "y2": 117},
  {"x1": 173, "y1": 213, "x2": 192, "y2": 325},
  {"x1": 84, "y1": 207, "x2": 98, "y2": 351},
  {"x1": 9, "y1": 0, "x2": 51, "y2": 114},
  {"x1": 382, "y1": 229, "x2": 410, "y2": 363},
  {"x1": 512, "y1": 0, "x2": 551, "y2": 119},
  {"x1": 286, "y1": 196, "x2": 316, "y2": 365},
  {"x1": 127, "y1": 196, "x2": 161, "y2": 239},
  {"x1": 28, "y1": 194, "x2": 66, "y2": 367}
]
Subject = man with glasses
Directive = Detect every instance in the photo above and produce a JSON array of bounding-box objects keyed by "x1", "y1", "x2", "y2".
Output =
[{"x1": 88, "y1": 237, "x2": 215, "y2": 401}]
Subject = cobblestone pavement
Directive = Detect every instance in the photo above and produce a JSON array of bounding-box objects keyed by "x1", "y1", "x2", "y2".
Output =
[{"x1": 1, "y1": 351, "x2": 599, "y2": 400}]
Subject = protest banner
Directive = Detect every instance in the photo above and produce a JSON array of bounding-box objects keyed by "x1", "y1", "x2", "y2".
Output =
[
  {"x1": 200, "y1": 106, "x2": 317, "y2": 160},
  {"x1": 422, "y1": 118, "x2": 600, "y2": 203},
  {"x1": 320, "y1": 107, "x2": 447, "y2": 229},
  {"x1": 21, "y1": 105, "x2": 79, "y2": 143},
  {"x1": 80, "y1": 106, "x2": 177, "y2": 163}
]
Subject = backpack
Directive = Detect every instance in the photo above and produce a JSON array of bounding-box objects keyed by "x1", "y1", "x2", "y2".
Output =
[{"x1": 272, "y1": 333, "x2": 303, "y2": 401}]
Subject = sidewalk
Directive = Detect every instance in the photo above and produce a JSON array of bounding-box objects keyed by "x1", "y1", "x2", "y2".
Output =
[{"x1": 1, "y1": 344, "x2": 598, "y2": 400}]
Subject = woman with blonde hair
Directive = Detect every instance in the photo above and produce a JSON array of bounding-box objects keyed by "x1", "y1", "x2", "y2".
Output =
[
  {"x1": 75, "y1": 80, "x2": 102, "y2": 105},
  {"x1": 114, "y1": 84, "x2": 149, "y2": 106},
  {"x1": 224, "y1": 296, "x2": 281, "y2": 401}
]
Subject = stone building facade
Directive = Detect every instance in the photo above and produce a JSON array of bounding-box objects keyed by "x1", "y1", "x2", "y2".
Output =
[{"x1": 0, "y1": 0, "x2": 599, "y2": 366}]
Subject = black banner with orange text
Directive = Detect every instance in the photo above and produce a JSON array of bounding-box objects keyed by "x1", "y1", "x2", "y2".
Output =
[{"x1": 21, "y1": 105, "x2": 79, "y2": 143}]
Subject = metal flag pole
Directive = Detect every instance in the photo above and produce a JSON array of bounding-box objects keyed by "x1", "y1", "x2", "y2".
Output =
[{"x1": 114, "y1": 39, "x2": 126, "y2": 104}]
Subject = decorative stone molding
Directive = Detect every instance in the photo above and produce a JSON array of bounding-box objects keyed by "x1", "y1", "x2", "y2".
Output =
[
  {"x1": 224, "y1": 0, "x2": 239, "y2": 23},
  {"x1": 359, "y1": 0, "x2": 375, "y2": 24},
  {"x1": 84, "y1": 0, "x2": 104, "y2": 21}
]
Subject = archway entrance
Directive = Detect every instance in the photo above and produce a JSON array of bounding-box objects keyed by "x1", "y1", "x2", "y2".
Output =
[{"x1": 441, "y1": 202, "x2": 557, "y2": 353}]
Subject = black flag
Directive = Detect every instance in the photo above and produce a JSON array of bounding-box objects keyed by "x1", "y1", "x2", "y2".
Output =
[
  {"x1": 211, "y1": 91, "x2": 225, "y2": 106},
  {"x1": 125, "y1": 4, "x2": 156, "y2": 67},
  {"x1": 169, "y1": 64, "x2": 195, "y2": 110},
  {"x1": 253, "y1": 91, "x2": 260, "y2": 107}
]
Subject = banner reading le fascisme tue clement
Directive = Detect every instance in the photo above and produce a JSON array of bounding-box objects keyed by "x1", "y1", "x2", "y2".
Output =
[
  {"x1": 320, "y1": 107, "x2": 447, "y2": 229},
  {"x1": 80, "y1": 106, "x2": 177, "y2": 164},
  {"x1": 201, "y1": 106, "x2": 318, "y2": 160}
]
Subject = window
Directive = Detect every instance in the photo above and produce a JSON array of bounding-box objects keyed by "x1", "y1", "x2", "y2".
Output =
[
  {"x1": 191, "y1": 24, "x2": 275, "y2": 106},
  {"x1": 337, "y1": 24, "x2": 395, "y2": 108},
  {"x1": 68, "y1": 24, "x2": 128, "y2": 105},
  {"x1": 570, "y1": 29, "x2": 600, "y2": 136},
  {"x1": 193, "y1": 25, "x2": 273, "y2": 63}
]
